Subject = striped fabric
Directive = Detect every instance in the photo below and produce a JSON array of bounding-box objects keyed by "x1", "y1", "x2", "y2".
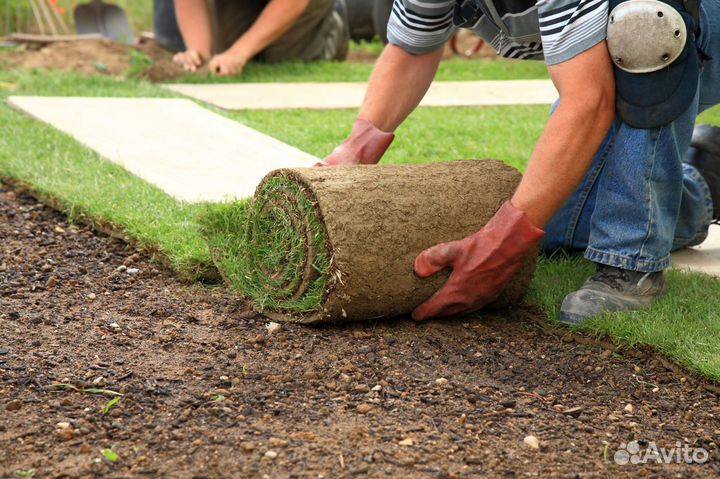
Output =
[{"x1": 386, "y1": 0, "x2": 609, "y2": 65}]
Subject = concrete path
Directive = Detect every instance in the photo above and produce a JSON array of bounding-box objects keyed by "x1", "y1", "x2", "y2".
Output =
[
  {"x1": 8, "y1": 96, "x2": 318, "y2": 203},
  {"x1": 163, "y1": 80, "x2": 558, "y2": 110},
  {"x1": 672, "y1": 224, "x2": 720, "y2": 277}
]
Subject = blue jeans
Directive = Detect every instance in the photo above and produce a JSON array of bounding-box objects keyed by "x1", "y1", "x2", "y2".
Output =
[{"x1": 543, "y1": 1, "x2": 720, "y2": 273}]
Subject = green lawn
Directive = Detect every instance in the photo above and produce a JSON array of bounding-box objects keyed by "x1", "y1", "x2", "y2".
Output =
[{"x1": 1, "y1": 61, "x2": 720, "y2": 381}]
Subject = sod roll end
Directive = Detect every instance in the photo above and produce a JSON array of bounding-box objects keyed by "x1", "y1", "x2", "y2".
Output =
[{"x1": 209, "y1": 160, "x2": 538, "y2": 323}]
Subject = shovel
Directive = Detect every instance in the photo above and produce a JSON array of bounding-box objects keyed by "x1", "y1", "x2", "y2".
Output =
[{"x1": 74, "y1": 0, "x2": 135, "y2": 44}]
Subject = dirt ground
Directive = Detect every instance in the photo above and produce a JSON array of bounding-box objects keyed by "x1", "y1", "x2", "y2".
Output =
[
  {"x1": 2, "y1": 182, "x2": 720, "y2": 478},
  {"x1": 0, "y1": 32, "x2": 497, "y2": 82}
]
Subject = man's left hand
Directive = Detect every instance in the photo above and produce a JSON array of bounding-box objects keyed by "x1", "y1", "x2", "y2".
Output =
[
  {"x1": 412, "y1": 202, "x2": 544, "y2": 321},
  {"x1": 209, "y1": 52, "x2": 248, "y2": 76}
]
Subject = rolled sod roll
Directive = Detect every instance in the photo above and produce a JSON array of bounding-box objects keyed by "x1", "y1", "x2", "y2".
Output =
[{"x1": 208, "y1": 160, "x2": 538, "y2": 324}]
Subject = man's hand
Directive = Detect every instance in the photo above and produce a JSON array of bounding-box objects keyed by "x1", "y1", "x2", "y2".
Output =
[
  {"x1": 412, "y1": 202, "x2": 544, "y2": 321},
  {"x1": 208, "y1": 51, "x2": 249, "y2": 77},
  {"x1": 316, "y1": 118, "x2": 394, "y2": 167},
  {"x1": 173, "y1": 49, "x2": 205, "y2": 72}
]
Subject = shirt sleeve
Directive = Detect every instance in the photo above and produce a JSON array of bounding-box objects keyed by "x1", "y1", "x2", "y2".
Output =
[
  {"x1": 537, "y1": 0, "x2": 609, "y2": 65},
  {"x1": 386, "y1": 0, "x2": 457, "y2": 55}
]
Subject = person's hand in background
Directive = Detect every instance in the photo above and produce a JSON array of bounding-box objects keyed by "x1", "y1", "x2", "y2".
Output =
[
  {"x1": 172, "y1": 49, "x2": 205, "y2": 72},
  {"x1": 208, "y1": 50, "x2": 249, "y2": 76}
]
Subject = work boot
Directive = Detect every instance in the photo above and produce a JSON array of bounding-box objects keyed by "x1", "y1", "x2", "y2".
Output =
[
  {"x1": 559, "y1": 264, "x2": 666, "y2": 326},
  {"x1": 684, "y1": 124, "x2": 720, "y2": 220}
]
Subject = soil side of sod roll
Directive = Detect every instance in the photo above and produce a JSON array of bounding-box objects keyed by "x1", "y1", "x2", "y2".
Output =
[{"x1": 209, "y1": 160, "x2": 538, "y2": 323}]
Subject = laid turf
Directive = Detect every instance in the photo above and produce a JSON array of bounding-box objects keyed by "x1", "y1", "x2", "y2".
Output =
[{"x1": 1, "y1": 63, "x2": 720, "y2": 380}]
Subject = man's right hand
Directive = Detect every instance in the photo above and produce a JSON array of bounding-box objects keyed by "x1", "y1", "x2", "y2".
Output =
[
  {"x1": 316, "y1": 118, "x2": 395, "y2": 167},
  {"x1": 173, "y1": 50, "x2": 205, "y2": 72}
]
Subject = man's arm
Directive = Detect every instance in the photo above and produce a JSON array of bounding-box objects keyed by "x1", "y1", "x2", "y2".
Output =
[
  {"x1": 173, "y1": 0, "x2": 212, "y2": 71},
  {"x1": 512, "y1": 41, "x2": 616, "y2": 227},
  {"x1": 209, "y1": 0, "x2": 311, "y2": 76},
  {"x1": 412, "y1": 40, "x2": 616, "y2": 321},
  {"x1": 317, "y1": 44, "x2": 444, "y2": 166},
  {"x1": 359, "y1": 44, "x2": 445, "y2": 132}
]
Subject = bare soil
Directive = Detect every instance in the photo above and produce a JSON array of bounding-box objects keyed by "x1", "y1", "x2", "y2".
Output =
[
  {"x1": 0, "y1": 31, "x2": 497, "y2": 82},
  {"x1": 2, "y1": 182, "x2": 720, "y2": 478},
  {"x1": 1, "y1": 38, "x2": 184, "y2": 81}
]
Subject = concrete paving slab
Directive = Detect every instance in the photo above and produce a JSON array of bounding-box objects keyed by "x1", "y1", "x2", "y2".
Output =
[
  {"x1": 163, "y1": 80, "x2": 558, "y2": 110},
  {"x1": 8, "y1": 96, "x2": 318, "y2": 203},
  {"x1": 672, "y1": 224, "x2": 720, "y2": 277}
]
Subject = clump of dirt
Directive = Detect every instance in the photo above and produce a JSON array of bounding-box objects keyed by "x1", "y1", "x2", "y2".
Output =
[
  {"x1": 1, "y1": 38, "x2": 185, "y2": 81},
  {"x1": 2, "y1": 180, "x2": 719, "y2": 478}
]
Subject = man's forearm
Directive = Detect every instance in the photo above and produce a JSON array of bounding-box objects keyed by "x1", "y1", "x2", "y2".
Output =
[
  {"x1": 174, "y1": 0, "x2": 212, "y2": 58},
  {"x1": 359, "y1": 44, "x2": 444, "y2": 132},
  {"x1": 511, "y1": 95, "x2": 615, "y2": 228},
  {"x1": 227, "y1": 0, "x2": 310, "y2": 60}
]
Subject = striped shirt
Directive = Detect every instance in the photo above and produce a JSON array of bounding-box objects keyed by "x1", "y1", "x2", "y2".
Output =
[{"x1": 387, "y1": 0, "x2": 609, "y2": 65}]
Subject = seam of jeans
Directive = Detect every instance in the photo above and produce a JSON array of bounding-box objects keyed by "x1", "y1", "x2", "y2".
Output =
[
  {"x1": 584, "y1": 247, "x2": 670, "y2": 272},
  {"x1": 565, "y1": 123, "x2": 617, "y2": 248},
  {"x1": 636, "y1": 126, "x2": 663, "y2": 261}
]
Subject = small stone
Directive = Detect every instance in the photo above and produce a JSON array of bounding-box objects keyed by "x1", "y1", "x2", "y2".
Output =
[
  {"x1": 126, "y1": 268, "x2": 141, "y2": 275},
  {"x1": 624, "y1": 404, "x2": 634, "y2": 414},
  {"x1": 562, "y1": 406, "x2": 584, "y2": 418},
  {"x1": 54, "y1": 225, "x2": 66, "y2": 234},
  {"x1": 86, "y1": 293, "x2": 96, "y2": 301},
  {"x1": 56, "y1": 421, "x2": 72, "y2": 429},
  {"x1": 398, "y1": 437, "x2": 414, "y2": 446},
  {"x1": 652, "y1": 387, "x2": 660, "y2": 393},
  {"x1": 523, "y1": 435, "x2": 540, "y2": 449},
  {"x1": 92, "y1": 376, "x2": 105, "y2": 385},
  {"x1": 46, "y1": 276, "x2": 58, "y2": 289},
  {"x1": 116, "y1": 265, "x2": 127, "y2": 273},
  {"x1": 633, "y1": 365, "x2": 642, "y2": 374},
  {"x1": 685, "y1": 411, "x2": 694, "y2": 422},
  {"x1": 356, "y1": 404, "x2": 372, "y2": 414},
  {"x1": 6, "y1": 400, "x2": 22, "y2": 411},
  {"x1": 500, "y1": 399, "x2": 516, "y2": 409},
  {"x1": 240, "y1": 442, "x2": 256, "y2": 452},
  {"x1": 253, "y1": 334, "x2": 266, "y2": 344},
  {"x1": 371, "y1": 385, "x2": 382, "y2": 392},
  {"x1": 266, "y1": 322, "x2": 281, "y2": 335},
  {"x1": 264, "y1": 450, "x2": 278, "y2": 459},
  {"x1": 108, "y1": 322, "x2": 120, "y2": 330},
  {"x1": 435, "y1": 377, "x2": 449, "y2": 386},
  {"x1": 268, "y1": 437, "x2": 288, "y2": 448},
  {"x1": 600, "y1": 349, "x2": 613, "y2": 359},
  {"x1": 354, "y1": 384, "x2": 370, "y2": 393},
  {"x1": 220, "y1": 375, "x2": 229, "y2": 382},
  {"x1": 0, "y1": 347, "x2": 9, "y2": 355},
  {"x1": 78, "y1": 443, "x2": 93, "y2": 454},
  {"x1": 56, "y1": 428, "x2": 74, "y2": 441},
  {"x1": 680, "y1": 377, "x2": 687, "y2": 384}
]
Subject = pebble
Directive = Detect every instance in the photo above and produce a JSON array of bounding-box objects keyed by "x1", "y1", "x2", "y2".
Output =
[
  {"x1": 523, "y1": 435, "x2": 540, "y2": 449},
  {"x1": 0, "y1": 347, "x2": 9, "y2": 355},
  {"x1": 624, "y1": 403, "x2": 634, "y2": 414},
  {"x1": 46, "y1": 276, "x2": 58, "y2": 289},
  {"x1": 78, "y1": 443, "x2": 93, "y2": 454},
  {"x1": 116, "y1": 265, "x2": 127, "y2": 273},
  {"x1": 54, "y1": 225, "x2": 66, "y2": 234},
  {"x1": 356, "y1": 404, "x2": 372, "y2": 414},
  {"x1": 240, "y1": 442, "x2": 256, "y2": 452},
  {"x1": 126, "y1": 268, "x2": 141, "y2": 275},
  {"x1": 253, "y1": 334, "x2": 266, "y2": 344},
  {"x1": 56, "y1": 421, "x2": 72, "y2": 429},
  {"x1": 398, "y1": 438, "x2": 414, "y2": 446},
  {"x1": 562, "y1": 406, "x2": 584, "y2": 418},
  {"x1": 435, "y1": 377, "x2": 449, "y2": 386},
  {"x1": 500, "y1": 399, "x2": 516, "y2": 409},
  {"x1": 264, "y1": 450, "x2": 278, "y2": 459},
  {"x1": 92, "y1": 376, "x2": 105, "y2": 385},
  {"x1": 56, "y1": 429, "x2": 74, "y2": 441},
  {"x1": 371, "y1": 385, "x2": 382, "y2": 392},
  {"x1": 6, "y1": 400, "x2": 22, "y2": 411},
  {"x1": 269, "y1": 437, "x2": 288, "y2": 448},
  {"x1": 266, "y1": 322, "x2": 281, "y2": 335},
  {"x1": 86, "y1": 293, "x2": 96, "y2": 301},
  {"x1": 354, "y1": 384, "x2": 370, "y2": 393},
  {"x1": 108, "y1": 322, "x2": 120, "y2": 330}
]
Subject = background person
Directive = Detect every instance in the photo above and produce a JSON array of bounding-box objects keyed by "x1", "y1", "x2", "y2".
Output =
[{"x1": 153, "y1": 0, "x2": 349, "y2": 76}]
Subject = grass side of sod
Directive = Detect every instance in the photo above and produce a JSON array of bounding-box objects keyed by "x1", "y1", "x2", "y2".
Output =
[{"x1": 2, "y1": 66, "x2": 720, "y2": 380}]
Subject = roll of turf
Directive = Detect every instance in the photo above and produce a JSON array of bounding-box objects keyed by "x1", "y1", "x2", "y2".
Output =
[{"x1": 206, "y1": 160, "x2": 538, "y2": 324}]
